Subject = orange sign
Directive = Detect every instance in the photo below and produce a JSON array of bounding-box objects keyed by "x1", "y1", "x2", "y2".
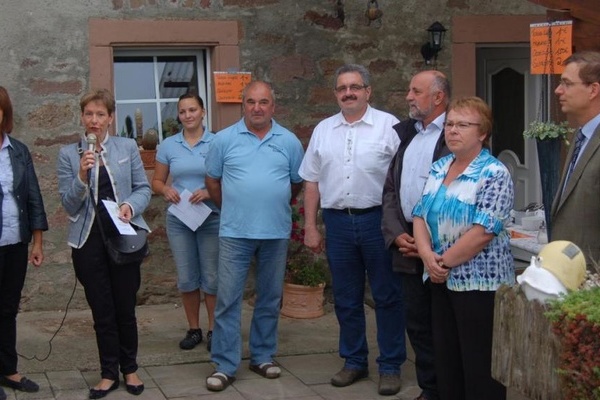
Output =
[
  {"x1": 530, "y1": 21, "x2": 572, "y2": 75},
  {"x1": 214, "y1": 72, "x2": 252, "y2": 103}
]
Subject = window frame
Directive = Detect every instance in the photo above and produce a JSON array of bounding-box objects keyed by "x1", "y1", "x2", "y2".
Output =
[
  {"x1": 113, "y1": 48, "x2": 212, "y2": 142},
  {"x1": 88, "y1": 19, "x2": 241, "y2": 135}
]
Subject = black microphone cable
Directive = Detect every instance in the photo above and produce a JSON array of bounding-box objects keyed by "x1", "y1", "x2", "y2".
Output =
[
  {"x1": 17, "y1": 277, "x2": 78, "y2": 362},
  {"x1": 17, "y1": 154, "x2": 93, "y2": 362}
]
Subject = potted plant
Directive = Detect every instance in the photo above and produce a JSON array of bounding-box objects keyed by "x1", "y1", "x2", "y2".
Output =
[
  {"x1": 523, "y1": 120, "x2": 575, "y2": 236},
  {"x1": 285, "y1": 247, "x2": 328, "y2": 288},
  {"x1": 281, "y1": 198, "x2": 329, "y2": 319},
  {"x1": 492, "y1": 269, "x2": 599, "y2": 398},
  {"x1": 523, "y1": 120, "x2": 573, "y2": 144}
]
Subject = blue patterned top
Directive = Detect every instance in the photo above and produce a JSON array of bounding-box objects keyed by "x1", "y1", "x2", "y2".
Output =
[{"x1": 413, "y1": 148, "x2": 515, "y2": 291}]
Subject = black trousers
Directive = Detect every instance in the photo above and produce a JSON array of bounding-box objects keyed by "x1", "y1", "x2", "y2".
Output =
[
  {"x1": 430, "y1": 283, "x2": 506, "y2": 400},
  {"x1": 72, "y1": 224, "x2": 141, "y2": 380},
  {"x1": 400, "y1": 273, "x2": 438, "y2": 400},
  {"x1": 0, "y1": 243, "x2": 28, "y2": 376}
]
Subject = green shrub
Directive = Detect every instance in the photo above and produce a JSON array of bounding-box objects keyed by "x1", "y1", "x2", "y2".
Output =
[
  {"x1": 286, "y1": 197, "x2": 329, "y2": 287},
  {"x1": 546, "y1": 288, "x2": 600, "y2": 399}
]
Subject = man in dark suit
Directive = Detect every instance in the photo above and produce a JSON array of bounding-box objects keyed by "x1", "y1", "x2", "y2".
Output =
[
  {"x1": 551, "y1": 51, "x2": 600, "y2": 270},
  {"x1": 381, "y1": 70, "x2": 450, "y2": 400}
]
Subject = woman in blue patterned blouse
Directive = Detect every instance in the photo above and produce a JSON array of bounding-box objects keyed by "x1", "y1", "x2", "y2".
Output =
[{"x1": 412, "y1": 96, "x2": 514, "y2": 400}]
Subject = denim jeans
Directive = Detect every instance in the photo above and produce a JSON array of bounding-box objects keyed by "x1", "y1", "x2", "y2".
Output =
[
  {"x1": 211, "y1": 237, "x2": 288, "y2": 377},
  {"x1": 166, "y1": 212, "x2": 219, "y2": 294},
  {"x1": 322, "y1": 208, "x2": 406, "y2": 374}
]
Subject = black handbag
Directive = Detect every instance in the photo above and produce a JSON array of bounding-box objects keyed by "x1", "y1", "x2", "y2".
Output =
[
  {"x1": 88, "y1": 183, "x2": 148, "y2": 266},
  {"x1": 104, "y1": 228, "x2": 149, "y2": 266}
]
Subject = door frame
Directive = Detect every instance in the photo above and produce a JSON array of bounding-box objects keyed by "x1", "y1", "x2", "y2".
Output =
[
  {"x1": 476, "y1": 47, "x2": 545, "y2": 209},
  {"x1": 451, "y1": 15, "x2": 546, "y2": 98},
  {"x1": 451, "y1": 15, "x2": 549, "y2": 209}
]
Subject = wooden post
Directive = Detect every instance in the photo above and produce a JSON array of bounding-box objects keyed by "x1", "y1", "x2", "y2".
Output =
[{"x1": 492, "y1": 285, "x2": 563, "y2": 399}]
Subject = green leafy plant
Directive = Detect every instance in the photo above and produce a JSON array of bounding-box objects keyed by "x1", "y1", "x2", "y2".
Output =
[
  {"x1": 286, "y1": 198, "x2": 329, "y2": 287},
  {"x1": 545, "y1": 287, "x2": 600, "y2": 399},
  {"x1": 161, "y1": 117, "x2": 181, "y2": 138},
  {"x1": 523, "y1": 120, "x2": 574, "y2": 145}
]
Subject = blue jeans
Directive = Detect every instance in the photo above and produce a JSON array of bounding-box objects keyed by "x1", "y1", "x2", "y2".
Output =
[
  {"x1": 166, "y1": 212, "x2": 219, "y2": 294},
  {"x1": 211, "y1": 237, "x2": 288, "y2": 377},
  {"x1": 322, "y1": 208, "x2": 406, "y2": 374}
]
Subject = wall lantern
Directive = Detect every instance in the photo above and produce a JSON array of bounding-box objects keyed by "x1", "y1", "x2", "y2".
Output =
[
  {"x1": 365, "y1": 0, "x2": 383, "y2": 27},
  {"x1": 420, "y1": 21, "x2": 447, "y2": 65}
]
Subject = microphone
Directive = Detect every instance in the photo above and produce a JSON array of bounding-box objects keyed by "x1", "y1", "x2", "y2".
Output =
[
  {"x1": 86, "y1": 134, "x2": 97, "y2": 182},
  {"x1": 86, "y1": 133, "x2": 97, "y2": 153}
]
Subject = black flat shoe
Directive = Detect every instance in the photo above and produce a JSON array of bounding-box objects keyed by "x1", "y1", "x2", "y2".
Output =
[
  {"x1": 125, "y1": 383, "x2": 144, "y2": 396},
  {"x1": 0, "y1": 386, "x2": 7, "y2": 400},
  {"x1": 0, "y1": 376, "x2": 40, "y2": 393},
  {"x1": 123, "y1": 374, "x2": 144, "y2": 396},
  {"x1": 89, "y1": 379, "x2": 119, "y2": 399}
]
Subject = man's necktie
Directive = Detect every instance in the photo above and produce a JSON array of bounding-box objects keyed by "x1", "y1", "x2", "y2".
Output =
[{"x1": 565, "y1": 129, "x2": 586, "y2": 184}]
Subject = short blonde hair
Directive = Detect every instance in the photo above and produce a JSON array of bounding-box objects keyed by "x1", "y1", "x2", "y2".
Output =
[
  {"x1": 80, "y1": 89, "x2": 115, "y2": 115},
  {"x1": 448, "y1": 96, "x2": 493, "y2": 147}
]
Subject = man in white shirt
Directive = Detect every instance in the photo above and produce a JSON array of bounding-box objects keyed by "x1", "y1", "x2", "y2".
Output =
[
  {"x1": 299, "y1": 64, "x2": 405, "y2": 396},
  {"x1": 381, "y1": 70, "x2": 451, "y2": 400}
]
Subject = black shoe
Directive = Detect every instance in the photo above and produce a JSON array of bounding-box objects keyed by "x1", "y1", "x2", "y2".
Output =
[
  {"x1": 123, "y1": 375, "x2": 144, "y2": 396},
  {"x1": 89, "y1": 379, "x2": 119, "y2": 399},
  {"x1": 179, "y1": 328, "x2": 203, "y2": 350},
  {"x1": 0, "y1": 376, "x2": 40, "y2": 393},
  {"x1": 330, "y1": 368, "x2": 369, "y2": 387},
  {"x1": 206, "y1": 330, "x2": 213, "y2": 352},
  {"x1": 0, "y1": 387, "x2": 6, "y2": 400},
  {"x1": 125, "y1": 383, "x2": 144, "y2": 396}
]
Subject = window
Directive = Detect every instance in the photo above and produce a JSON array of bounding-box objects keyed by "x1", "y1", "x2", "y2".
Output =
[
  {"x1": 88, "y1": 19, "x2": 241, "y2": 137},
  {"x1": 113, "y1": 49, "x2": 211, "y2": 143}
]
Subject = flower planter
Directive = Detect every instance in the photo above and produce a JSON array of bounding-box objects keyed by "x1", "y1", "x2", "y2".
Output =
[
  {"x1": 139, "y1": 149, "x2": 156, "y2": 170},
  {"x1": 492, "y1": 285, "x2": 562, "y2": 399},
  {"x1": 536, "y1": 137, "x2": 561, "y2": 236},
  {"x1": 281, "y1": 282, "x2": 325, "y2": 319}
]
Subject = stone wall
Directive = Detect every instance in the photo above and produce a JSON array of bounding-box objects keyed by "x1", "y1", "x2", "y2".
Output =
[{"x1": 0, "y1": 0, "x2": 544, "y2": 311}]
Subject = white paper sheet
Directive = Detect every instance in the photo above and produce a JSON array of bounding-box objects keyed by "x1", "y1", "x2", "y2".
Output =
[
  {"x1": 101, "y1": 199, "x2": 137, "y2": 235},
  {"x1": 167, "y1": 189, "x2": 213, "y2": 231}
]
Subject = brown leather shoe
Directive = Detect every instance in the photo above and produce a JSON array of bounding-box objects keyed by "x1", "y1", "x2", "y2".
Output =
[
  {"x1": 330, "y1": 368, "x2": 369, "y2": 387},
  {"x1": 378, "y1": 373, "x2": 401, "y2": 396}
]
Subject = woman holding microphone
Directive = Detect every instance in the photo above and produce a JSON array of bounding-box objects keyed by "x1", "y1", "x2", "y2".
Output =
[{"x1": 57, "y1": 89, "x2": 151, "y2": 399}]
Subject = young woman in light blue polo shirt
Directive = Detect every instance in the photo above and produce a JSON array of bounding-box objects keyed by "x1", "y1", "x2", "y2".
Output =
[{"x1": 152, "y1": 92, "x2": 219, "y2": 352}]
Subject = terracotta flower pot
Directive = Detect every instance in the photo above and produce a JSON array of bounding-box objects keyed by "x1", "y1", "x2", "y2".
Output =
[
  {"x1": 139, "y1": 149, "x2": 156, "y2": 170},
  {"x1": 281, "y1": 282, "x2": 325, "y2": 319}
]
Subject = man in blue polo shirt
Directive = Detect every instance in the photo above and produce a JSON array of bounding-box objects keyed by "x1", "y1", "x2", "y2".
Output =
[{"x1": 204, "y1": 81, "x2": 304, "y2": 392}]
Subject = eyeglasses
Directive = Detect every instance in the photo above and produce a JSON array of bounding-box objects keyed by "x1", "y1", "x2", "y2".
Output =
[
  {"x1": 335, "y1": 84, "x2": 368, "y2": 93},
  {"x1": 557, "y1": 79, "x2": 589, "y2": 89},
  {"x1": 444, "y1": 121, "x2": 481, "y2": 131}
]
